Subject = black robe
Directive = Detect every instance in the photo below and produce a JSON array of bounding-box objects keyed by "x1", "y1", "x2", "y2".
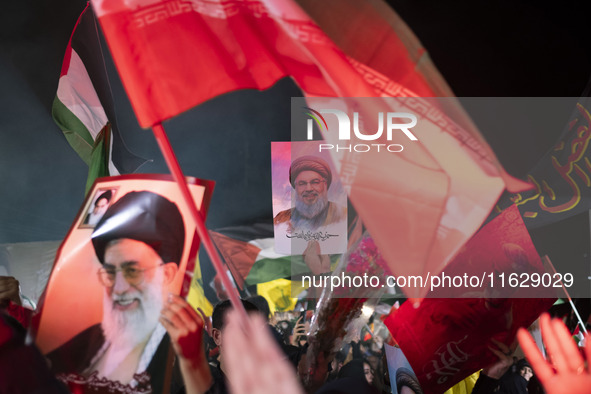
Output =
[{"x1": 47, "y1": 324, "x2": 182, "y2": 394}]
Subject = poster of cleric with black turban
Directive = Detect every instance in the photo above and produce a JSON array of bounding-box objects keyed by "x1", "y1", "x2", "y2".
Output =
[
  {"x1": 272, "y1": 141, "x2": 347, "y2": 255},
  {"x1": 81, "y1": 188, "x2": 118, "y2": 227},
  {"x1": 33, "y1": 175, "x2": 213, "y2": 394}
]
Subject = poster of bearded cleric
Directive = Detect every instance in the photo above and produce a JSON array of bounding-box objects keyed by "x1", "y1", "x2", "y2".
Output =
[
  {"x1": 272, "y1": 141, "x2": 347, "y2": 255},
  {"x1": 33, "y1": 175, "x2": 213, "y2": 394}
]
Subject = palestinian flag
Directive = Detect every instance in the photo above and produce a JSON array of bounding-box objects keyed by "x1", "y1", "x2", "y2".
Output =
[
  {"x1": 52, "y1": 3, "x2": 145, "y2": 193},
  {"x1": 209, "y1": 230, "x2": 291, "y2": 290},
  {"x1": 208, "y1": 224, "x2": 339, "y2": 290}
]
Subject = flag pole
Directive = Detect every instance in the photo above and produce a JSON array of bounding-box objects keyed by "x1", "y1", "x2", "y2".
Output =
[
  {"x1": 541, "y1": 256, "x2": 588, "y2": 335},
  {"x1": 152, "y1": 123, "x2": 249, "y2": 326}
]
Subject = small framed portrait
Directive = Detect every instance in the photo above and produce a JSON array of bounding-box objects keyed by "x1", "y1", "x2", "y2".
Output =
[{"x1": 79, "y1": 187, "x2": 118, "y2": 228}]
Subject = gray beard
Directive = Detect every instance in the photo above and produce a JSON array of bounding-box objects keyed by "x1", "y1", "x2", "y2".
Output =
[
  {"x1": 295, "y1": 193, "x2": 328, "y2": 220},
  {"x1": 101, "y1": 274, "x2": 163, "y2": 349}
]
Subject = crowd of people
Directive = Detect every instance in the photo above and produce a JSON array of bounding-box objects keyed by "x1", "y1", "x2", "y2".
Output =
[
  {"x1": 0, "y1": 190, "x2": 589, "y2": 393},
  {"x1": 0, "y1": 279, "x2": 589, "y2": 393}
]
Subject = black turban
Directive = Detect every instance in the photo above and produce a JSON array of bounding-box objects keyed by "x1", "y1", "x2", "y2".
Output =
[
  {"x1": 289, "y1": 155, "x2": 332, "y2": 188},
  {"x1": 95, "y1": 190, "x2": 112, "y2": 206},
  {"x1": 91, "y1": 191, "x2": 185, "y2": 265}
]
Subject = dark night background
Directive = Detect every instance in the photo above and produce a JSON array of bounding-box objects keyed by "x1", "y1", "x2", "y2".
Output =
[{"x1": 1, "y1": 1, "x2": 590, "y2": 298}]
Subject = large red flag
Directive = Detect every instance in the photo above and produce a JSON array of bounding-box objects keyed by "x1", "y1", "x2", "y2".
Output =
[
  {"x1": 383, "y1": 206, "x2": 554, "y2": 392},
  {"x1": 90, "y1": 0, "x2": 530, "y2": 297}
]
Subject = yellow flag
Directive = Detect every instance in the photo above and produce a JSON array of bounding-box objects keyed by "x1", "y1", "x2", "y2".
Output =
[
  {"x1": 187, "y1": 257, "x2": 213, "y2": 317},
  {"x1": 257, "y1": 278, "x2": 298, "y2": 315},
  {"x1": 443, "y1": 371, "x2": 480, "y2": 394}
]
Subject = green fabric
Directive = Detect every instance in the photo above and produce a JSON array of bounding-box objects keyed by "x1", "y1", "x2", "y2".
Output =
[
  {"x1": 52, "y1": 96, "x2": 94, "y2": 165},
  {"x1": 245, "y1": 254, "x2": 341, "y2": 286},
  {"x1": 85, "y1": 124, "x2": 111, "y2": 194}
]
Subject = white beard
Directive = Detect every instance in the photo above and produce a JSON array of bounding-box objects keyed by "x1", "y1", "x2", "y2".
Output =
[
  {"x1": 295, "y1": 192, "x2": 328, "y2": 219},
  {"x1": 87, "y1": 212, "x2": 104, "y2": 226},
  {"x1": 101, "y1": 269, "x2": 164, "y2": 350}
]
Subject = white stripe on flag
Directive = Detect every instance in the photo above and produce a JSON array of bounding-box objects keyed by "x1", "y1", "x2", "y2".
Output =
[
  {"x1": 56, "y1": 49, "x2": 108, "y2": 140},
  {"x1": 108, "y1": 132, "x2": 120, "y2": 176},
  {"x1": 248, "y1": 238, "x2": 287, "y2": 261}
]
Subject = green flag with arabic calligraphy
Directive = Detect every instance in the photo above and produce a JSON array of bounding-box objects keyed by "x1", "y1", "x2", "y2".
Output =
[{"x1": 495, "y1": 88, "x2": 591, "y2": 228}]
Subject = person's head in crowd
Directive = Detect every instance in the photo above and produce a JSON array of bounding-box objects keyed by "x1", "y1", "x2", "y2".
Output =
[
  {"x1": 290, "y1": 156, "x2": 332, "y2": 219},
  {"x1": 91, "y1": 191, "x2": 184, "y2": 349},
  {"x1": 211, "y1": 299, "x2": 260, "y2": 349},
  {"x1": 275, "y1": 320, "x2": 293, "y2": 345},
  {"x1": 363, "y1": 359, "x2": 374, "y2": 385},
  {"x1": 396, "y1": 367, "x2": 423, "y2": 394},
  {"x1": 517, "y1": 358, "x2": 533, "y2": 382},
  {"x1": 246, "y1": 295, "x2": 271, "y2": 321},
  {"x1": 338, "y1": 358, "x2": 375, "y2": 386},
  {"x1": 328, "y1": 350, "x2": 347, "y2": 380}
]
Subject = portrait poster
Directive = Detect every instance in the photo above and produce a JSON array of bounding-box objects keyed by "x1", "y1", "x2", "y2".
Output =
[
  {"x1": 33, "y1": 174, "x2": 213, "y2": 394},
  {"x1": 272, "y1": 141, "x2": 347, "y2": 255},
  {"x1": 384, "y1": 344, "x2": 423, "y2": 394}
]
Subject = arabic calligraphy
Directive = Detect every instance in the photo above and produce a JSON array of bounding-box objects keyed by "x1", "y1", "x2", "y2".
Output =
[
  {"x1": 510, "y1": 103, "x2": 591, "y2": 218},
  {"x1": 57, "y1": 371, "x2": 152, "y2": 394},
  {"x1": 287, "y1": 230, "x2": 338, "y2": 242},
  {"x1": 423, "y1": 335, "x2": 469, "y2": 385}
]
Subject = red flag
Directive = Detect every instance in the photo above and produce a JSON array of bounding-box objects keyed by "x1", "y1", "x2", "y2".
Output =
[
  {"x1": 90, "y1": 0, "x2": 456, "y2": 125},
  {"x1": 383, "y1": 206, "x2": 554, "y2": 392},
  {"x1": 91, "y1": 0, "x2": 530, "y2": 298},
  {"x1": 209, "y1": 231, "x2": 261, "y2": 290}
]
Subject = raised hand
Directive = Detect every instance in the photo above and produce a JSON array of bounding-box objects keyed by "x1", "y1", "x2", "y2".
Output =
[
  {"x1": 517, "y1": 313, "x2": 591, "y2": 394},
  {"x1": 0, "y1": 276, "x2": 21, "y2": 308},
  {"x1": 160, "y1": 294, "x2": 212, "y2": 394},
  {"x1": 482, "y1": 338, "x2": 516, "y2": 379},
  {"x1": 223, "y1": 310, "x2": 304, "y2": 394},
  {"x1": 291, "y1": 316, "x2": 307, "y2": 346},
  {"x1": 303, "y1": 241, "x2": 330, "y2": 275}
]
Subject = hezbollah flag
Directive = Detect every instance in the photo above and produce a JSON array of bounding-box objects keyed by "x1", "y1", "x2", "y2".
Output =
[
  {"x1": 53, "y1": 3, "x2": 145, "y2": 193},
  {"x1": 187, "y1": 257, "x2": 213, "y2": 317},
  {"x1": 256, "y1": 278, "x2": 298, "y2": 315}
]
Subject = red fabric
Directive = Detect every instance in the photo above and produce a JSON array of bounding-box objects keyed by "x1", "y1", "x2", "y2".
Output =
[
  {"x1": 0, "y1": 316, "x2": 12, "y2": 347},
  {"x1": 92, "y1": 0, "x2": 531, "y2": 298},
  {"x1": 383, "y1": 206, "x2": 555, "y2": 392},
  {"x1": 209, "y1": 231, "x2": 261, "y2": 290},
  {"x1": 94, "y1": 0, "x2": 338, "y2": 128},
  {"x1": 384, "y1": 297, "x2": 554, "y2": 393},
  {"x1": 91, "y1": 0, "x2": 447, "y2": 127},
  {"x1": 58, "y1": 3, "x2": 90, "y2": 77},
  {"x1": 5, "y1": 302, "x2": 32, "y2": 330}
]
